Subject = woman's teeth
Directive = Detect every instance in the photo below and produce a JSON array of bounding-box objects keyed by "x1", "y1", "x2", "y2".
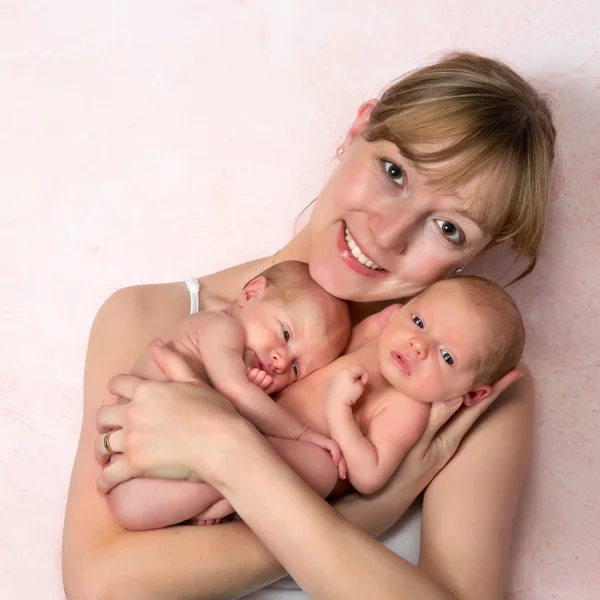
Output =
[{"x1": 344, "y1": 227, "x2": 383, "y2": 270}]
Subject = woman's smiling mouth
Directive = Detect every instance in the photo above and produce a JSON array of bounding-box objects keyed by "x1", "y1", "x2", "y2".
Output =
[
  {"x1": 337, "y1": 222, "x2": 387, "y2": 277},
  {"x1": 344, "y1": 226, "x2": 383, "y2": 270}
]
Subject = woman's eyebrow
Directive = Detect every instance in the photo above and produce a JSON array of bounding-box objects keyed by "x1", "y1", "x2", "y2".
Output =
[{"x1": 454, "y1": 206, "x2": 485, "y2": 227}]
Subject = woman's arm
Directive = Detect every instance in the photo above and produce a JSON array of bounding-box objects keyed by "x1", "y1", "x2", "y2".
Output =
[
  {"x1": 65, "y1": 285, "x2": 431, "y2": 600},
  {"x1": 417, "y1": 369, "x2": 535, "y2": 600},
  {"x1": 63, "y1": 288, "x2": 284, "y2": 600},
  {"x1": 97, "y1": 342, "x2": 524, "y2": 600},
  {"x1": 217, "y1": 380, "x2": 533, "y2": 600}
]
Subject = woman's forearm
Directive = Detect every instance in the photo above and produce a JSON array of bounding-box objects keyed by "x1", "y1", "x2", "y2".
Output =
[
  {"x1": 215, "y1": 434, "x2": 455, "y2": 600},
  {"x1": 76, "y1": 522, "x2": 285, "y2": 600}
]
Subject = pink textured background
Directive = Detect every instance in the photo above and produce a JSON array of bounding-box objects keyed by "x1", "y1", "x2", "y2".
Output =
[{"x1": 1, "y1": 2, "x2": 599, "y2": 598}]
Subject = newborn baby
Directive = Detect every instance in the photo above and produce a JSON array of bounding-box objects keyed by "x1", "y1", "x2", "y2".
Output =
[
  {"x1": 107, "y1": 260, "x2": 351, "y2": 528},
  {"x1": 324, "y1": 275, "x2": 526, "y2": 494}
]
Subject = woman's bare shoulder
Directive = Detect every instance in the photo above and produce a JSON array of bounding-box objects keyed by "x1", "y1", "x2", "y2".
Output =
[
  {"x1": 101, "y1": 281, "x2": 190, "y2": 323},
  {"x1": 63, "y1": 281, "x2": 193, "y2": 591}
]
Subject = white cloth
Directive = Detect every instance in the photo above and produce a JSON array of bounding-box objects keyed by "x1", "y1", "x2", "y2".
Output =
[
  {"x1": 185, "y1": 276, "x2": 200, "y2": 314},
  {"x1": 242, "y1": 502, "x2": 422, "y2": 599}
]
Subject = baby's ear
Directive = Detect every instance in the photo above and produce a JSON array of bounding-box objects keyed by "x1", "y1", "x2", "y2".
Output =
[
  {"x1": 236, "y1": 276, "x2": 268, "y2": 306},
  {"x1": 464, "y1": 384, "x2": 492, "y2": 407}
]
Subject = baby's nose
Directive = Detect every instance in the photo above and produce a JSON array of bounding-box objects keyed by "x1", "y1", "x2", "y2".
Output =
[
  {"x1": 271, "y1": 348, "x2": 292, "y2": 373},
  {"x1": 408, "y1": 336, "x2": 428, "y2": 359}
]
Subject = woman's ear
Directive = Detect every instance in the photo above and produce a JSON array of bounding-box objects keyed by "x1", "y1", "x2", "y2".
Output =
[
  {"x1": 236, "y1": 276, "x2": 268, "y2": 307},
  {"x1": 341, "y1": 99, "x2": 378, "y2": 150},
  {"x1": 463, "y1": 384, "x2": 492, "y2": 407}
]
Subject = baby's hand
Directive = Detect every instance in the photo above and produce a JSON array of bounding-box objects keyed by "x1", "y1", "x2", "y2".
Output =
[
  {"x1": 246, "y1": 367, "x2": 273, "y2": 392},
  {"x1": 326, "y1": 365, "x2": 369, "y2": 408},
  {"x1": 298, "y1": 429, "x2": 347, "y2": 480}
]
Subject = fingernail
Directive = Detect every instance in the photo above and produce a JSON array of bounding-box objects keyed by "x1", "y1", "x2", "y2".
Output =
[
  {"x1": 156, "y1": 339, "x2": 166, "y2": 348},
  {"x1": 445, "y1": 396, "x2": 463, "y2": 407}
]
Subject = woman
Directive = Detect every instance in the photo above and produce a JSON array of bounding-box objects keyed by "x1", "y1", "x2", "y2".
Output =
[{"x1": 62, "y1": 52, "x2": 556, "y2": 600}]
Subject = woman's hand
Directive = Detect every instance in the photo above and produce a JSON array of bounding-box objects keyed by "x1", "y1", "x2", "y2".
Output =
[
  {"x1": 382, "y1": 368, "x2": 522, "y2": 494},
  {"x1": 95, "y1": 341, "x2": 255, "y2": 494}
]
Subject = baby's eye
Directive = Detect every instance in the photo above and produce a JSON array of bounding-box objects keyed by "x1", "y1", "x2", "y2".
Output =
[
  {"x1": 435, "y1": 219, "x2": 464, "y2": 245},
  {"x1": 291, "y1": 363, "x2": 299, "y2": 378},
  {"x1": 412, "y1": 315, "x2": 424, "y2": 329},
  {"x1": 441, "y1": 350, "x2": 454, "y2": 366},
  {"x1": 282, "y1": 324, "x2": 291, "y2": 342},
  {"x1": 382, "y1": 160, "x2": 405, "y2": 186}
]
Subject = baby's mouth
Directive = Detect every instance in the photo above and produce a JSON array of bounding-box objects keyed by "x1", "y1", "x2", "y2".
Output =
[
  {"x1": 252, "y1": 352, "x2": 266, "y2": 371},
  {"x1": 391, "y1": 351, "x2": 412, "y2": 376}
]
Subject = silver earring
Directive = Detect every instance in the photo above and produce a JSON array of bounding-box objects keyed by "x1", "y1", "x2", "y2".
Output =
[
  {"x1": 455, "y1": 267, "x2": 463, "y2": 274},
  {"x1": 337, "y1": 147, "x2": 345, "y2": 155}
]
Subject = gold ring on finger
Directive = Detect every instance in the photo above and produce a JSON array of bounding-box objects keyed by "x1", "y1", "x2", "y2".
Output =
[{"x1": 103, "y1": 430, "x2": 116, "y2": 455}]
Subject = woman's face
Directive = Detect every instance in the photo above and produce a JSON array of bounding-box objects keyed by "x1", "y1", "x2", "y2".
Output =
[{"x1": 307, "y1": 105, "x2": 495, "y2": 302}]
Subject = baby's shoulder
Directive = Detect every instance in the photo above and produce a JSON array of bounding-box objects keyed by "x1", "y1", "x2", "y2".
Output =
[
  {"x1": 186, "y1": 307, "x2": 239, "y2": 332},
  {"x1": 372, "y1": 387, "x2": 429, "y2": 423}
]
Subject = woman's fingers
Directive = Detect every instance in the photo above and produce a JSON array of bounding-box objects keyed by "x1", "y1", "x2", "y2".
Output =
[
  {"x1": 96, "y1": 403, "x2": 128, "y2": 433},
  {"x1": 97, "y1": 458, "x2": 135, "y2": 495},
  {"x1": 151, "y1": 340, "x2": 202, "y2": 384},
  {"x1": 95, "y1": 428, "x2": 124, "y2": 464},
  {"x1": 440, "y1": 369, "x2": 521, "y2": 450},
  {"x1": 108, "y1": 373, "x2": 146, "y2": 402},
  {"x1": 419, "y1": 396, "x2": 464, "y2": 448}
]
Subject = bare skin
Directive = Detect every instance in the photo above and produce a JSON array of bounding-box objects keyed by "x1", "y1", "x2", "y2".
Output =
[
  {"x1": 63, "y1": 257, "x2": 531, "y2": 600},
  {"x1": 64, "y1": 88, "x2": 541, "y2": 599},
  {"x1": 106, "y1": 285, "x2": 346, "y2": 530}
]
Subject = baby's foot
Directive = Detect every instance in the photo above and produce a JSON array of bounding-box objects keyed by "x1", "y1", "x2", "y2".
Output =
[
  {"x1": 188, "y1": 498, "x2": 235, "y2": 526},
  {"x1": 188, "y1": 517, "x2": 224, "y2": 526}
]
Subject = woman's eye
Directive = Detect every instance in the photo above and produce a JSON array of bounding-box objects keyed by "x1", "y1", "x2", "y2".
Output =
[
  {"x1": 292, "y1": 363, "x2": 299, "y2": 378},
  {"x1": 441, "y1": 350, "x2": 454, "y2": 366},
  {"x1": 412, "y1": 315, "x2": 424, "y2": 329},
  {"x1": 282, "y1": 324, "x2": 291, "y2": 342},
  {"x1": 435, "y1": 219, "x2": 464, "y2": 245},
  {"x1": 383, "y1": 160, "x2": 405, "y2": 186}
]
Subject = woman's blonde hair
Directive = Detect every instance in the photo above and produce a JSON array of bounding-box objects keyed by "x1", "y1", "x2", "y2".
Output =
[{"x1": 364, "y1": 52, "x2": 556, "y2": 282}]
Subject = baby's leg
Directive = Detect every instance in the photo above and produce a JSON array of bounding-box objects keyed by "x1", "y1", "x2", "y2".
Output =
[
  {"x1": 107, "y1": 464, "x2": 226, "y2": 530},
  {"x1": 188, "y1": 498, "x2": 235, "y2": 526},
  {"x1": 265, "y1": 436, "x2": 339, "y2": 497},
  {"x1": 188, "y1": 436, "x2": 339, "y2": 526}
]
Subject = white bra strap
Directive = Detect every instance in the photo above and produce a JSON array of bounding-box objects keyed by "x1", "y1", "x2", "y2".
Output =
[{"x1": 184, "y1": 277, "x2": 200, "y2": 314}]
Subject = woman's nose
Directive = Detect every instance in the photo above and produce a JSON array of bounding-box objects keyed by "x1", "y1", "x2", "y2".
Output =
[
  {"x1": 369, "y1": 208, "x2": 419, "y2": 254},
  {"x1": 408, "y1": 336, "x2": 428, "y2": 360}
]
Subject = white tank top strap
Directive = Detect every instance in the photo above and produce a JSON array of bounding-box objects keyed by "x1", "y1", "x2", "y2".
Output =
[{"x1": 184, "y1": 277, "x2": 200, "y2": 314}]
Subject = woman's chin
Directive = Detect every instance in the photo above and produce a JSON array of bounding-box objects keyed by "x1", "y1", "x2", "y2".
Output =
[{"x1": 309, "y1": 260, "x2": 384, "y2": 302}]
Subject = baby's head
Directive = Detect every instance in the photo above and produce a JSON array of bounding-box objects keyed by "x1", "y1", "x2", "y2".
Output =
[
  {"x1": 233, "y1": 260, "x2": 351, "y2": 394},
  {"x1": 377, "y1": 276, "x2": 525, "y2": 406}
]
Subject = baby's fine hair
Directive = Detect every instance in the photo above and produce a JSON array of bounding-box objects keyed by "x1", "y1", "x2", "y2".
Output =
[
  {"x1": 252, "y1": 260, "x2": 351, "y2": 359},
  {"x1": 448, "y1": 276, "x2": 525, "y2": 385},
  {"x1": 365, "y1": 52, "x2": 556, "y2": 283}
]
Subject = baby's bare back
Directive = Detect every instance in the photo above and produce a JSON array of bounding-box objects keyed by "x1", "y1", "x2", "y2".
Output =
[{"x1": 129, "y1": 311, "x2": 219, "y2": 384}]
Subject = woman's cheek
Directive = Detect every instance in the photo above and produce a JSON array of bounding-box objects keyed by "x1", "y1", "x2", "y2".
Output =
[{"x1": 407, "y1": 244, "x2": 453, "y2": 287}]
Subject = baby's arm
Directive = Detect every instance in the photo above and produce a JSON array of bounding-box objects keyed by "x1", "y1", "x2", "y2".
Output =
[
  {"x1": 199, "y1": 312, "x2": 316, "y2": 439},
  {"x1": 325, "y1": 366, "x2": 426, "y2": 494}
]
